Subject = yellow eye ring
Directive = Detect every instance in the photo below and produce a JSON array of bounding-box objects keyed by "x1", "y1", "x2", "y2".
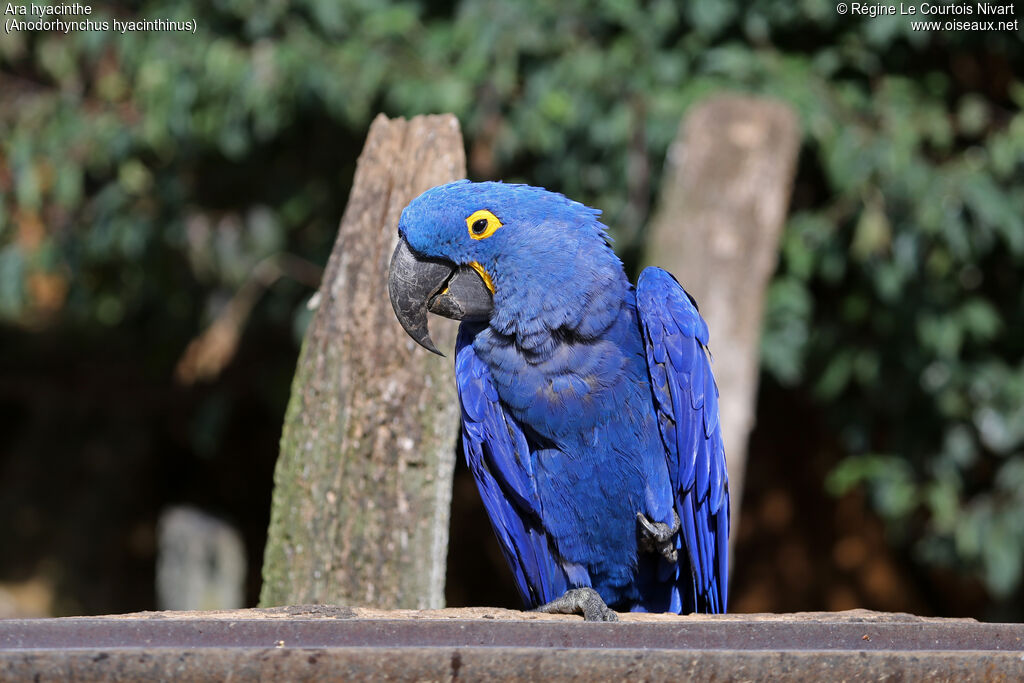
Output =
[{"x1": 466, "y1": 209, "x2": 502, "y2": 240}]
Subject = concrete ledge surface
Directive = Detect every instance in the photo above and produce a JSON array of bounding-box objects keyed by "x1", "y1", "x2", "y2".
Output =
[{"x1": 2, "y1": 607, "x2": 1022, "y2": 681}]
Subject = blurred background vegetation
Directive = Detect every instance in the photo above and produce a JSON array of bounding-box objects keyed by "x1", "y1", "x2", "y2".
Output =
[{"x1": 1, "y1": 0, "x2": 1021, "y2": 619}]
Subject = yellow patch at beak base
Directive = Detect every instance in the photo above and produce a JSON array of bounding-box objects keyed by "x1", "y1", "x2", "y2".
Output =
[{"x1": 469, "y1": 261, "x2": 496, "y2": 294}]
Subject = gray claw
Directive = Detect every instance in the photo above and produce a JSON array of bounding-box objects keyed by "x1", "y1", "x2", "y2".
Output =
[
  {"x1": 535, "y1": 587, "x2": 618, "y2": 622},
  {"x1": 637, "y1": 510, "x2": 681, "y2": 564}
]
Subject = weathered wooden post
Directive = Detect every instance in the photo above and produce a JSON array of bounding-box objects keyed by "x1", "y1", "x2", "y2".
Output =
[
  {"x1": 260, "y1": 114, "x2": 466, "y2": 609},
  {"x1": 646, "y1": 95, "x2": 800, "y2": 555}
]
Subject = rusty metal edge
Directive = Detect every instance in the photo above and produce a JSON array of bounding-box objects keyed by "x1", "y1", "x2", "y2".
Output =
[
  {"x1": 2, "y1": 647, "x2": 1024, "y2": 682},
  {"x1": 2, "y1": 617, "x2": 1023, "y2": 652}
]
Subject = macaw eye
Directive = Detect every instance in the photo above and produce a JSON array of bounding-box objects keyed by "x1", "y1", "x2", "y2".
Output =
[{"x1": 466, "y1": 209, "x2": 502, "y2": 240}]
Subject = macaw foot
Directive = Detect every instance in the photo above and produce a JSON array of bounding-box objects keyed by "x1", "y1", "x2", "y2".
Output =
[
  {"x1": 637, "y1": 510, "x2": 681, "y2": 564},
  {"x1": 534, "y1": 587, "x2": 619, "y2": 622}
]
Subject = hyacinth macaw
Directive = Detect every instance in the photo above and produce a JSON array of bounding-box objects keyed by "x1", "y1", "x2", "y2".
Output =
[{"x1": 388, "y1": 181, "x2": 729, "y2": 621}]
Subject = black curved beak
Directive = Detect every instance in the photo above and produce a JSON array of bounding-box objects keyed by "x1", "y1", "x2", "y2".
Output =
[{"x1": 388, "y1": 237, "x2": 494, "y2": 356}]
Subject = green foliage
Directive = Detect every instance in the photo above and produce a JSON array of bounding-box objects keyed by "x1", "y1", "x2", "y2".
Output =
[
  {"x1": 1, "y1": 0, "x2": 1021, "y2": 605},
  {"x1": 746, "y1": 15, "x2": 1024, "y2": 600}
]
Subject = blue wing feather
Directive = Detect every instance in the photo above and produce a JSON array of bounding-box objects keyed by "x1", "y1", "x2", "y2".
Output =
[
  {"x1": 455, "y1": 324, "x2": 573, "y2": 606},
  {"x1": 636, "y1": 267, "x2": 730, "y2": 613}
]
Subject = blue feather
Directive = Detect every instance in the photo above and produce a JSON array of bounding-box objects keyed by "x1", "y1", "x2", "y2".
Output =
[
  {"x1": 637, "y1": 267, "x2": 730, "y2": 612},
  {"x1": 399, "y1": 182, "x2": 729, "y2": 614}
]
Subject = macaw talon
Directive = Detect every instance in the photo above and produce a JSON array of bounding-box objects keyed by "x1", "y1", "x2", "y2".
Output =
[
  {"x1": 534, "y1": 587, "x2": 619, "y2": 622},
  {"x1": 637, "y1": 510, "x2": 681, "y2": 564}
]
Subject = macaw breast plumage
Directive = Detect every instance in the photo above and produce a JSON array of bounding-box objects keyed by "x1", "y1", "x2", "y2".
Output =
[{"x1": 388, "y1": 180, "x2": 729, "y2": 620}]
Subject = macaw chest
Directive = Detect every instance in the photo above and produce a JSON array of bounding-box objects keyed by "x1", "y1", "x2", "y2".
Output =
[{"x1": 472, "y1": 327, "x2": 653, "y2": 444}]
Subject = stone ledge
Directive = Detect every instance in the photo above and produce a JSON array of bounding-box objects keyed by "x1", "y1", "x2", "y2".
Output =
[
  {"x1": 43, "y1": 605, "x2": 981, "y2": 623},
  {"x1": 4, "y1": 648, "x2": 1024, "y2": 683},
  {"x1": 2, "y1": 608, "x2": 1021, "y2": 682}
]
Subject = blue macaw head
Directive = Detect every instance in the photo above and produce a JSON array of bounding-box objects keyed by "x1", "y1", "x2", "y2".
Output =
[{"x1": 389, "y1": 180, "x2": 621, "y2": 354}]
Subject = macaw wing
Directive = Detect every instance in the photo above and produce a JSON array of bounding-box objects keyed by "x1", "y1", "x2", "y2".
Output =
[
  {"x1": 636, "y1": 267, "x2": 730, "y2": 613},
  {"x1": 455, "y1": 324, "x2": 573, "y2": 607}
]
